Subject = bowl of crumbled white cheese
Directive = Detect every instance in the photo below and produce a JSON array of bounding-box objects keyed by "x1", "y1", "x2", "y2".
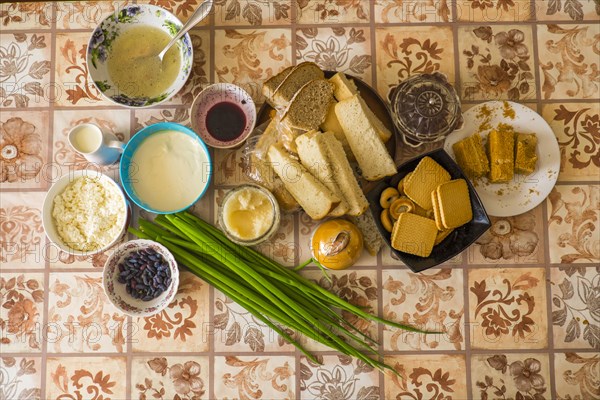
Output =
[{"x1": 42, "y1": 170, "x2": 128, "y2": 255}]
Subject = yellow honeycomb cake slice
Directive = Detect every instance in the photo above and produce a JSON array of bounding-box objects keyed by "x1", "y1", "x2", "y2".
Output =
[
  {"x1": 487, "y1": 125, "x2": 515, "y2": 183},
  {"x1": 514, "y1": 133, "x2": 538, "y2": 175},
  {"x1": 452, "y1": 133, "x2": 490, "y2": 178}
]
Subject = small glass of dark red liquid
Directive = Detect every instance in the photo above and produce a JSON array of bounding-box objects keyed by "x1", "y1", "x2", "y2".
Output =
[{"x1": 191, "y1": 83, "x2": 256, "y2": 148}]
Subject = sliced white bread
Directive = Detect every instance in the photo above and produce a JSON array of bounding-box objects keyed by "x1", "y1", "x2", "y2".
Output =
[
  {"x1": 267, "y1": 144, "x2": 339, "y2": 220},
  {"x1": 329, "y1": 72, "x2": 392, "y2": 143},
  {"x1": 360, "y1": 96, "x2": 393, "y2": 143},
  {"x1": 262, "y1": 65, "x2": 294, "y2": 104},
  {"x1": 317, "y1": 131, "x2": 369, "y2": 216},
  {"x1": 281, "y1": 79, "x2": 334, "y2": 131},
  {"x1": 271, "y1": 62, "x2": 324, "y2": 108},
  {"x1": 329, "y1": 72, "x2": 358, "y2": 101},
  {"x1": 335, "y1": 95, "x2": 397, "y2": 181},
  {"x1": 295, "y1": 131, "x2": 349, "y2": 217},
  {"x1": 320, "y1": 101, "x2": 355, "y2": 161}
]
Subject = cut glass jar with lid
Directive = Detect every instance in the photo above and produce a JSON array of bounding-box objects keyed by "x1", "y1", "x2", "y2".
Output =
[{"x1": 389, "y1": 72, "x2": 462, "y2": 147}]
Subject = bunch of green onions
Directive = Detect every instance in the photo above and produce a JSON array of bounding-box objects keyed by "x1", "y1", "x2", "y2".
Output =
[{"x1": 130, "y1": 211, "x2": 433, "y2": 373}]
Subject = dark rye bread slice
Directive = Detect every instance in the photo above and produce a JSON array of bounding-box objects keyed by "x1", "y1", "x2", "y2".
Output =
[
  {"x1": 271, "y1": 62, "x2": 324, "y2": 108},
  {"x1": 281, "y1": 79, "x2": 334, "y2": 131},
  {"x1": 262, "y1": 65, "x2": 294, "y2": 105}
]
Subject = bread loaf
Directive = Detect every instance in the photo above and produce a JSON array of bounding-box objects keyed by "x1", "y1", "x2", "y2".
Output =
[
  {"x1": 282, "y1": 79, "x2": 334, "y2": 131},
  {"x1": 317, "y1": 131, "x2": 369, "y2": 216},
  {"x1": 296, "y1": 131, "x2": 349, "y2": 217},
  {"x1": 335, "y1": 95, "x2": 396, "y2": 181},
  {"x1": 267, "y1": 144, "x2": 339, "y2": 220},
  {"x1": 262, "y1": 65, "x2": 294, "y2": 105},
  {"x1": 271, "y1": 62, "x2": 324, "y2": 108}
]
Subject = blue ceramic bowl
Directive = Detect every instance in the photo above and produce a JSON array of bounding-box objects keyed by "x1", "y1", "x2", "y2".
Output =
[{"x1": 119, "y1": 122, "x2": 212, "y2": 214}]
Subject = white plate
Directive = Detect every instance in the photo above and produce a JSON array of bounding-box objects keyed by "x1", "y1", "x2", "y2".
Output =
[{"x1": 444, "y1": 101, "x2": 560, "y2": 217}]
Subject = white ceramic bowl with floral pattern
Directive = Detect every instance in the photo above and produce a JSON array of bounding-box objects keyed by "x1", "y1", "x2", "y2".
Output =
[
  {"x1": 103, "y1": 239, "x2": 179, "y2": 317},
  {"x1": 87, "y1": 4, "x2": 193, "y2": 108}
]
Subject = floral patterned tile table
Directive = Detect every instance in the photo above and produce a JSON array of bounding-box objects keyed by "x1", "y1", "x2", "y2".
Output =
[{"x1": 1, "y1": 1, "x2": 599, "y2": 399}]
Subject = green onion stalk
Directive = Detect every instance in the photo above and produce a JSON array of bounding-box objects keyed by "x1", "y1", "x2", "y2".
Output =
[{"x1": 129, "y1": 211, "x2": 440, "y2": 374}]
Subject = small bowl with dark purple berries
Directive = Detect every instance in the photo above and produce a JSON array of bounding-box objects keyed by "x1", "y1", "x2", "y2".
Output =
[{"x1": 103, "y1": 239, "x2": 179, "y2": 316}]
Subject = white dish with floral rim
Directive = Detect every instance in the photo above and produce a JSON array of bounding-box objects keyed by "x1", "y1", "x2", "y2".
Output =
[
  {"x1": 103, "y1": 239, "x2": 179, "y2": 317},
  {"x1": 87, "y1": 4, "x2": 193, "y2": 108},
  {"x1": 444, "y1": 101, "x2": 560, "y2": 217}
]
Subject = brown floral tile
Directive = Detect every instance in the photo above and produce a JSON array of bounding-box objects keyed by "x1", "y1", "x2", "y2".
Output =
[
  {"x1": 47, "y1": 272, "x2": 127, "y2": 353},
  {"x1": 381, "y1": 243, "x2": 464, "y2": 267},
  {"x1": 297, "y1": 213, "x2": 377, "y2": 267},
  {"x1": 456, "y1": 0, "x2": 533, "y2": 22},
  {"x1": 296, "y1": 0, "x2": 370, "y2": 24},
  {"x1": 0, "y1": 3, "x2": 53, "y2": 29},
  {"x1": 297, "y1": 269, "x2": 379, "y2": 352},
  {"x1": 213, "y1": 355, "x2": 295, "y2": 399},
  {"x1": 188, "y1": 188, "x2": 213, "y2": 223},
  {"x1": 375, "y1": 26, "x2": 455, "y2": 100},
  {"x1": 542, "y1": 103, "x2": 600, "y2": 182},
  {"x1": 55, "y1": 32, "x2": 112, "y2": 107},
  {"x1": 468, "y1": 267, "x2": 548, "y2": 349},
  {"x1": 0, "y1": 111, "x2": 50, "y2": 190},
  {"x1": 0, "y1": 192, "x2": 45, "y2": 270},
  {"x1": 47, "y1": 236, "x2": 125, "y2": 270},
  {"x1": 212, "y1": 287, "x2": 296, "y2": 353},
  {"x1": 0, "y1": 273, "x2": 44, "y2": 352},
  {"x1": 138, "y1": 0, "x2": 212, "y2": 25},
  {"x1": 381, "y1": 244, "x2": 407, "y2": 267},
  {"x1": 214, "y1": 0, "x2": 291, "y2": 26},
  {"x1": 471, "y1": 353, "x2": 551, "y2": 400},
  {"x1": 51, "y1": 108, "x2": 131, "y2": 176},
  {"x1": 458, "y1": 25, "x2": 536, "y2": 101},
  {"x1": 0, "y1": 357, "x2": 42, "y2": 400},
  {"x1": 45, "y1": 357, "x2": 126, "y2": 400},
  {"x1": 162, "y1": 28, "x2": 211, "y2": 107},
  {"x1": 374, "y1": 0, "x2": 453, "y2": 23},
  {"x1": 1, "y1": 33, "x2": 51, "y2": 108},
  {"x1": 536, "y1": 0, "x2": 600, "y2": 21},
  {"x1": 384, "y1": 354, "x2": 468, "y2": 399},
  {"x1": 554, "y1": 352, "x2": 599, "y2": 399},
  {"x1": 382, "y1": 268, "x2": 465, "y2": 351},
  {"x1": 547, "y1": 185, "x2": 599, "y2": 264},
  {"x1": 133, "y1": 270, "x2": 210, "y2": 353},
  {"x1": 469, "y1": 206, "x2": 545, "y2": 265},
  {"x1": 131, "y1": 355, "x2": 210, "y2": 399},
  {"x1": 133, "y1": 107, "x2": 191, "y2": 131},
  {"x1": 300, "y1": 355, "x2": 379, "y2": 400},
  {"x1": 214, "y1": 28, "x2": 292, "y2": 103},
  {"x1": 537, "y1": 24, "x2": 599, "y2": 100},
  {"x1": 55, "y1": 1, "x2": 131, "y2": 30},
  {"x1": 551, "y1": 266, "x2": 600, "y2": 350},
  {"x1": 212, "y1": 148, "x2": 254, "y2": 186},
  {"x1": 296, "y1": 27, "x2": 372, "y2": 84}
]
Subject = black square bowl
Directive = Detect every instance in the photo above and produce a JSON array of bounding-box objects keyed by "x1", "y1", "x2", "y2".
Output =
[{"x1": 366, "y1": 149, "x2": 491, "y2": 273}]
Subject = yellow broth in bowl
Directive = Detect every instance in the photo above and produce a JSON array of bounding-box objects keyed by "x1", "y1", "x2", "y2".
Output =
[{"x1": 107, "y1": 25, "x2": 181, "y2": 98}]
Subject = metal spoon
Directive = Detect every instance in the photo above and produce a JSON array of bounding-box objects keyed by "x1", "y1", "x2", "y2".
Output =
[{"x1": 143, "y1": 0, "x2": 213, "y2": 70}]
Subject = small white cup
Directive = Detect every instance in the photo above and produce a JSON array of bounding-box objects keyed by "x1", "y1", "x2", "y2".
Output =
[{"x1": 68, "y1": 123, "x2": 125, "y2": 165}]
